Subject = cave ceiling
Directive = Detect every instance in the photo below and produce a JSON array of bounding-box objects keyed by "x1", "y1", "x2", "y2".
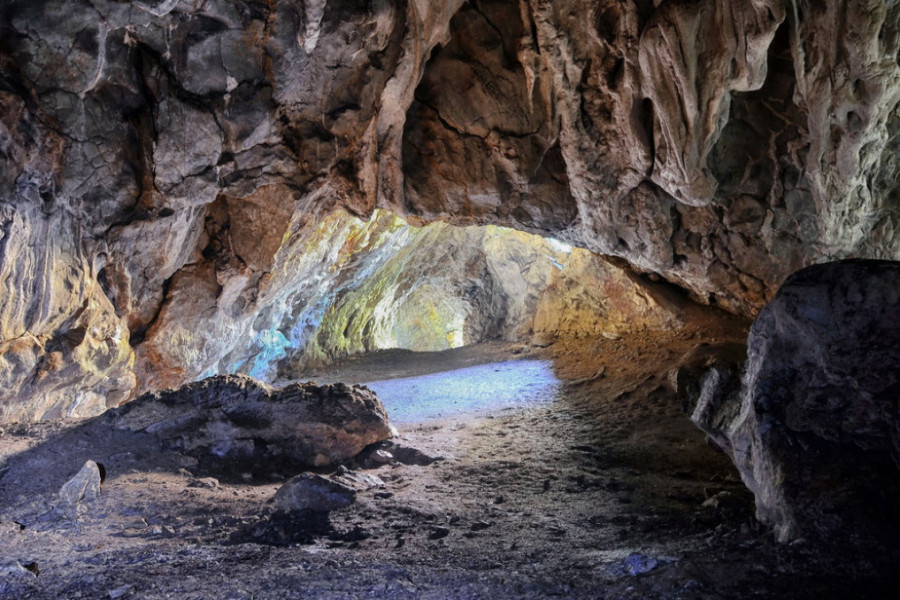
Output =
[{"x1": 1, "y1": 0, "x2": 899, "y2": 420}]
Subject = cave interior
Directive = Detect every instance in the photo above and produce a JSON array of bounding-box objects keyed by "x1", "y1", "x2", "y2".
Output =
[{"x1": 1, "y1": 1, "x2": 900, "y2": 598}]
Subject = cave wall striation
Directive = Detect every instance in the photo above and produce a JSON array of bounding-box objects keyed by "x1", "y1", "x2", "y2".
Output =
[{"x1": 1, "y1": 0, "x2": 899, "y2": 420}]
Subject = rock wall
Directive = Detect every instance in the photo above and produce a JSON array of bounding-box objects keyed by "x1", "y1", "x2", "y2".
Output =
[
  {"x1": 2, "y1": 1, "x2": 900, "y2": 419},
  {"x1": 687, "y1": 260, "x2": 900, "y2": 544},
  {"x1": 268, "y1": 211, "x2": 681, "y2": 376},
  {"x1": 138, "y1": 208, "x2": 681, "y2": 386}
]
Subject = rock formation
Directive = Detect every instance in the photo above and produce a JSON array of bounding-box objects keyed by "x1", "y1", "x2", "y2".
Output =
[
  {"x1": 1, "y1": 0, "x2": 899, "y2": 423},
  {"x1": 687, "y1": 260, "x2": 900, "y2": 544},
  {"x1": 273, "y1": 473, "x2": 358, "y2": 513},
  {"x1": 112, "y1": 374, "x2": 393, "y2": 473}
]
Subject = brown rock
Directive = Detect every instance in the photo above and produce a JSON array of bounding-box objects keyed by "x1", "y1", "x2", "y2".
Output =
[{"x1": 112, "y1": 375, "x2": 393, "y2": 474}]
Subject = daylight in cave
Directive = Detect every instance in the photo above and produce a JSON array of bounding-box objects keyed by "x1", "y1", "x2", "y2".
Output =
[{"x1": 2, "y1": 1, "x2": 900, "y2": 599}]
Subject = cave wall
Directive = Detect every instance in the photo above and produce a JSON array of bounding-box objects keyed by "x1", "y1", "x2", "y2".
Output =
[{"x1": 1, "y1": 0, "x2": 899, "y2": 420}]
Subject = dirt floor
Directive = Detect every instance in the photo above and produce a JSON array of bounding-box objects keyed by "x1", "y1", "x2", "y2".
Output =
[{"x1": 2, "y1": 309, "x2": 899, "y2": 599}]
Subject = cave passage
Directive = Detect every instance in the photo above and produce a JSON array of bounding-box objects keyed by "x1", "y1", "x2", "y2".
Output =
[
  {"x1": 206, "y1": 207, "x2": 680, "y2": 394},
  {"x1": 364, "y1": 358, "x2": 560, "y2": 423}
]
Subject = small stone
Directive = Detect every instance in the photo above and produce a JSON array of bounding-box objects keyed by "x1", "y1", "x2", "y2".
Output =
[
  {"x1": 58, "y1": 460, "x2": 102, "y2": 507},
  {"x1": 150, "y1": 525, "x2": 176, "y2": 537},
  {"x1": 108, "y1": 584, "x2": 132, "y2": 599},
  {"x1": 470, "y1": 521, "x2": 492, "y2": 531},
  {"x1": 612, "y1": 553, "x2": 665, "y2": 576},
  {"x1": 187, "y1": 477, "x2": 219, "y2": 490},
  {"x1": 274, "y1": 473, "x2": 356, "y2": 513},
  {"x1": 701, "y1": 491, "x2": 734, "y2": 509},
  {"x1": 428, "y1": 526, "x2": 450, "y2": 540},
  {"x1": 331, "y1": 470, "x2": 384, "y2": 491},
  {"x1": 371, "y1": 450, "x2": 393, "y2": 464}
]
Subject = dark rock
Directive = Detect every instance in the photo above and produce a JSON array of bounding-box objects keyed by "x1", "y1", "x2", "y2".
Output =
[
  {"x1": 427, "y1": 526, "x2": 451, "y2": 540},
  {"x1": 384, "y1": 443, "x2": 440, "y2": 467},
  {"x1": 111, "y1": 375, "x2": 393, "y2": 476},
  {"x1": 357, "y1": 441, "x2": 439, "y2": 468},
  {"x1": 692, "y1": 260, "x2": 900, "y2": 544},
  {"x1": 674, "y1": 343, "x2": 747, "y2": 456},
  {"x1": 245, "y1": 510, "x2": 332, "y2": 547},
  {"x1": 273, "y1": 473, "x2": 357, "y2": 513}
]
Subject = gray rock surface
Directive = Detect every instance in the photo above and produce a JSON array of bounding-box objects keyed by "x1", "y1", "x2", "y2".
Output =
[
  {"x1": 273, "y1": 473, "x2": 357, "y2": 513},
  {"x1": 689, "y1": 260, "x2": 900, "y2": 543},
  {"x1": 1, "y1": 1, "x2": 900, "y2": 419},
  {"x1": 112, "y1": 375, "x2": 393, "y2": 473},
  {"x1": 58, "y1": 460, "x2": 103, "y2": 507}
]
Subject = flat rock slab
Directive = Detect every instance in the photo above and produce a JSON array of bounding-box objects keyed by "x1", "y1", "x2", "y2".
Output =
[{"x1": 110, "y1": 375, "x2": 393, "y2": 476}]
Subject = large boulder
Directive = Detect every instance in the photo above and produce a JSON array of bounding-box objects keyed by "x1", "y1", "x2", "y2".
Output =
[
  {"x1": 112, "y1": 375, "x2": 393, "y2": 475},
  {"x1": 690, "y1": 260, "x2": 900, "y2": 544}
]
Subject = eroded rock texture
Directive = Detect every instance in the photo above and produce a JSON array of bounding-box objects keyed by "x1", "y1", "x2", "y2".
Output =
[
  {"x1": 1, "y1": 1, "x2": 899, "y2": 419},
  {"x1": 689, "y1": 260, "x2": 900, "y2": 544},
  {"x1": 268, "y1": 211, "x2": 682, "y2": 376}
]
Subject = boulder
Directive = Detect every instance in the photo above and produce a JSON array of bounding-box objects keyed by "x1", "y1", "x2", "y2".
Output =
[
  {"x1": 689, "y1": 260, "x2": 900, "y2": 544},
  {"x1": 273, "y1": 473, "x2": 357, "y2": 513},
  {"x1": 111, "y1": 375, "x2": 392, "y2": 475}
]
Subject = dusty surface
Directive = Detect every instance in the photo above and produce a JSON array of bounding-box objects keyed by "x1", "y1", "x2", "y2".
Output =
[{"x1": 2, "y1": 315, "x2": 898, "y2": 599}]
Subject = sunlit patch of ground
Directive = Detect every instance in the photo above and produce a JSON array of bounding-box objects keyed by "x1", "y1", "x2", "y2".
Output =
[{"x1": 365, "y1": 359, "x2": 559, "y2": 423}]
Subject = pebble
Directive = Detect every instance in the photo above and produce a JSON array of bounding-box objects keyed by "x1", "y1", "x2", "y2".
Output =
[
  {"x1": 372, "y1": 450, "x2": 394, "y2": 464},
  {"x1": 188, "y1": 477, "x2": 220, "y2": 490},
  {"x1": 108, "y1": 584, "x2": 133, "y2": 599}
]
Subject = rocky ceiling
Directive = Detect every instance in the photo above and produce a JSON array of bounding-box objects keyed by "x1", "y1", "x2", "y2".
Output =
[{"x1": 1, "y1": 0, "x2": 899, "y2": 421}]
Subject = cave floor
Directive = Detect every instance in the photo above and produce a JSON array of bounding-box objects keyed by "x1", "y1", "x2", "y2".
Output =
[{"x1": 2, "y1": 315, "x2": 898, "y2": 599}]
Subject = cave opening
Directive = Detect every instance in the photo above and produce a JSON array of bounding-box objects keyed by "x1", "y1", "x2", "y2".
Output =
[
  {"x1": 198, "y1": 206, "x2": 684, "y2": 425},
  {"x1": 203, "y1": 206, "x2": 675, "y2": 383}
]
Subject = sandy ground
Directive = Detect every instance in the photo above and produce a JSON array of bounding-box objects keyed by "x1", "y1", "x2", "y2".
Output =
[{"x1": 2, "y1": 311, "x2": 899, "y2": 599}]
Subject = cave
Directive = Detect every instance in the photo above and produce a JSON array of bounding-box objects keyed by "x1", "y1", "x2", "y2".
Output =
[{"x1": 2, "y1": 1, "x2": 900, "y2": 599}]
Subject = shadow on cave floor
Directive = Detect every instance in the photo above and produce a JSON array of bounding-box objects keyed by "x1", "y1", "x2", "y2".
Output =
[{"x1": 3, "y1": 318, "x2": 900, "y2": 599}]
